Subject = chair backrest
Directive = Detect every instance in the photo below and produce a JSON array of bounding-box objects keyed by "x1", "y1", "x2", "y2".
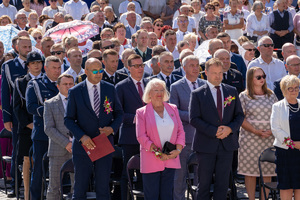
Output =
[
  {"x1": 186, "y1": 152, "x2": 199, "y2": 186},
  {"x1": 127, "y1": 154, "x2": 140, "y2": 170},
  {"x1": 60, "y1": 159, "x2": 74, "y2": 174},
  {"x1": 0, "y1": 129, "x2": 12, "y2": 139},
  {"x1": 259, "y1": 147, "x2": 276, "y2": 164}
]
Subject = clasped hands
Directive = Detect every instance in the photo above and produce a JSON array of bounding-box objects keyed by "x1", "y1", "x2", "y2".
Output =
[
  {"x1": 150, "y1": 143, "x2": 180, "y2": 161},
  {"x1": 216, "y1": 125, "x2": 232, "y2": 139},
  {"x1": 255, "y1": 129, "x2": 272, "y2": 138},
  {"x1": 275, "y1": 30, "x2": 289, "y2": 37},
  {"x1": 80, "y1": 126, "x2": 113, "y2": 150}
]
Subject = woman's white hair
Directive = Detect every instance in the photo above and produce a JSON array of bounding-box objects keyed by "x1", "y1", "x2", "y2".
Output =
[{"x1": 142, "y1": 78, "x2": 170, "y2": 103}]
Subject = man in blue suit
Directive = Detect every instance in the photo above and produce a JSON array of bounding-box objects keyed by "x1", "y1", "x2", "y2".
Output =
[
  {"x1": 64, "y1": 58, "x2": 123, "y2": 200},
  {"x1": 26, "y1": 56, "x2": 61, "y2": 200},
  {"x1": 216, "y1": 33, "x2": 247, "y2": 81},
  {"x1": 189, "y1": 58, "x2": 244, "y2": 200},
  {"x1": 125, "y1": 11, "x2": 140, "y2": 39},
  {"x1": 116, "y1": 54, "x2": 147, "y2": 200},
  {"x1": 151, "y1": 52, "x2": 182, "y2": 91},
  {"x1": 1, "y1": 36, "x2": 31, "y2": 197},
  {"x1": 170, "y1": 55, "x2": 206, "y2": 200}
]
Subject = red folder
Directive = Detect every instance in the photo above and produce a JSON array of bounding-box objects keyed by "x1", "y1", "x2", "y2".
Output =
[{"x1": 82, "y1": 134, "x2": 115, "y2": 162}]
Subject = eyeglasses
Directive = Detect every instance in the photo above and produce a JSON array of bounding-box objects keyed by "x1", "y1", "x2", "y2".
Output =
[
  {"x1": 287, "y1": 63, "x2": 300, "y2": 67},
  {"x1": 51, "y1": 51, "x2": 65, "y2": 55},
  {"x1": 102, "y1": 44, "x2": 115, "y2": 50},
  {"x1": 34, "y1": 36, "x2": 42, "y2": 40},
  {"x1": 287, "y1": 86, "x2": 300, "y2": 92},
  {"x1": 245, "y1": 48, "x2": 256, "y2": 52},
  {"x1": 214, "y1": 4, "x2": 220, "y2": 6},
  {"x1": 130, "y1": 64, "x2": 145, "y2": 69},
  {"x1": 189, "y1": 9, "x2": 194, "y2": 12},
  {"x1": 155, "y1": 24, "x2": 163, "y2": 27},
  {"x1": 87, "y1": 69, "x2": 104, "y2": 74},
  {"x1": 260, "y1": 44, "x2": 275, "y2": 48},
  {"x1": 178, "y1": 20, "x2": 188, "y2": 23},
  {"x1": 255, "y1": 75, "x2": 266, "y2": 80}
]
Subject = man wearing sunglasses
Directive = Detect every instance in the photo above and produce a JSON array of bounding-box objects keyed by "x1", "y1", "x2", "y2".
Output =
[
  {"x1": 248, "y1": 36, "x2": 287, "y2": 90},
  {"x1": 274, "y1": 55, "x2": 300, "y2": 100},
  {"x1": 50, "y1": 43, "x2": 70, "y2": 74},
  {"x1": 125, "y1": 11, "x2": 140, "y2": 39},
  {"x1": 41, "y1": 0, "x2": 66, "y2": 18},
  {"x1": 65, "y1": 58, "x2": 123, "y2": 200},
  {"x1": 241, "y1": 41, "x2": 256, "y2": 67}
]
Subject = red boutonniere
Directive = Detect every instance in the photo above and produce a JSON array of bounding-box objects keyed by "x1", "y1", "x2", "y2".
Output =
[
  {"x1": 224, "y1": 96, "x2": 236, "y2": 108},
  {"x1": 103, "y1": 96, "x2": 113, "y2": 114},
  {"x1": 283, "y1": 137, "x2": 295, "y2": 149},
  {"x1": 152, "y1": 148, "x2": 162, "y2": 159}
]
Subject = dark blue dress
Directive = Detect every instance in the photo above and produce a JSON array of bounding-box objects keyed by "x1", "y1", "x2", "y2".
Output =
[{"x1": 275, "y1": 103, "x2": 300, "y2": 189}]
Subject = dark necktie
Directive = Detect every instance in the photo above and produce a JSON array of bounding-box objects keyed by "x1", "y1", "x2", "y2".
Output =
[
  {"x1": 110, "y1": 76, "x2": 115, "y2": 84},
  {"x1": 142, "y1": 52, "x2": 146, "y2": 61},
  {"x1": 183, "y1": 32, "x2": 186, "y2": 36},
  {"x1": 93, "y1": 85, "x2": 100, "y2": 117},
  {"x1": 166, "y1": 76, "x2": 171, "y2": 90},
  {"x1": 192, "y1": 82, "x2": 197, "y2": 90},
  {"x1": 137, "y1": 82, "x2": 143, "y2": 99},
  {"x1": 223, "y1": 73, "x2": 227, "y2": 81},
  {"x1": 215, "y1": 86, "x2": 222, "y2": 121}
]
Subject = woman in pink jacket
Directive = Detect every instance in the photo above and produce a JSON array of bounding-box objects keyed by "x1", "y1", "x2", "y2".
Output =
[{"x1": 135, "y1": 78, "x2": 185, "y2": 200}]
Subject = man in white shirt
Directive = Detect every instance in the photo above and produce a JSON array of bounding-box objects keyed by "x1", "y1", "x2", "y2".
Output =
[
  {"x1": 0, "y1": 0, "x2": 17, "y2": 21},
  {"x1": 164, "y1": 30, "x2": 180, "y2": 60},
  {"x1": 42, "y1": 0, "x2": 66, "y2": 18},
  {"x1": 125, "y1": 11, "x2": 140, "y2": 39},
  {"x1": 248, "y1": 36, "x2": 287, "y2": 90},
  {"x1": 176, "y1": 15, "x2": 191, "y2": 44},
  {"x1": 119, "y1": 0, "x2": 142, "y2": 15},
  {"x1": 119, "y1": 2, "x2": 142, "y2": 26},
  {"x1": 62, "y1": 47, "x2": 84, "y2": 82},
  {"x1": 173, "y1": 5, "x2": 196, "y2": 33},
  {"x1": 64, "y1": 0, "x2": 89, "y2": 20}
]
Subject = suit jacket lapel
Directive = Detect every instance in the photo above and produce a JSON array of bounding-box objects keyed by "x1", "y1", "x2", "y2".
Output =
[
  {"x1": 56, "y1": 94, "x2": 65, "y2": 116},
  {"x1": 99, "y1": 81, "x2": 106, "y2": 115},
  {"x1": 222, "y1": 84, "x2": 230, "y2": 119},
  {"x1": 204, "y1": 83, "x2": 220, "y2": 118},
  {"x1": 82, "y1": 81, "x2": 98, "y2": 118},
  {"x1": 181, "y1": 78, "x2": 191, "y2": 96},
  {"x1": 128, "y1": 78, "x2": 143, "y2": 105}
]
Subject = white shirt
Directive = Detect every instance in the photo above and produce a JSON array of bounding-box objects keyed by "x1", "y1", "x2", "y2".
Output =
[
  {"x1": 248, "y1": 56, "x2": 287, "y2": 90},
  {"x1": 176, "y1": 30, "x2": 190, "y2": 45},
  {"x1": 172, "y1": 16, "x2": 196, "y2": 32},
  {"x1": 143, "y1": 0, "x2": 166, "y2": 15},
  {"x1": 129, "y1": 24, "x2": 138, "y2": 36},
  {"x1": 246, "y1": 13, "x2": 270, "y2": 39},
  {"x1": 119, "y1": 0, "x2": 142, "y2": 14},
  {"x1": 42, "y1": 6, "x2": 66, "y2": 18},
  {"x1": 62, "y1": 67, "x2": 85, "y2": 82},
  {"x1": 18, "y1": 57, "x2": 26, "y2": 69},
  {"x1": 119, "y1": 12, "x2": 141, "y2": 26},
  {"x1": 0, "y1": 4, "x2": 17, "y2": 21},
  {"x1": 64, "y1": 0, "x2": 89, "y2": 20},
  {"x1": 154, "y1": 107, "x2": 174, "y2": 147},
  {"x1": 207, "y1": 80, "x2": 224, "y2": 117},
  {"x1": 29, "y1": 72, "x2": 42, "y2": 79},
  {"x1": 86, "y1": 78, "x2": 100, "y2": 111},
  {"x1": 185, "y1": 77, "x2": 199, "y2": 91},
  {"x1": 165, "y1": 46, "x2": 180, "y2": 60},
  {"x1": 59, "y1": 93, "x2": 68, "y2": 110},
  {"x1": 131, "y1": 76, "x2": 144, "y2": 93},
  {"x1": 143, "y1": 59, "x2": 153, "y2": 74}
]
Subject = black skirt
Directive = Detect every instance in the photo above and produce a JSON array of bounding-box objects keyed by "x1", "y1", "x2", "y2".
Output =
[
  {"x1": 18, "y1": 134, "x2": 32, "y2": 157},
  {"x1": 275, "y1": 147, "x2": 300, "y2": 189}
]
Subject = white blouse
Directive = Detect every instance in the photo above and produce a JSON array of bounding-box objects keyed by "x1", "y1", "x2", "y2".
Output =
[
  {"x1": 154, "y1": 107, "x2": 174, "y2": 147},
  {"x1": 246, "y1": 13, "x2": 270, "y2": 39}
]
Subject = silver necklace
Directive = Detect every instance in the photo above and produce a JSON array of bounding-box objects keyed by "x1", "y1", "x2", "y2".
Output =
[{"x1": 288, "y1": 103, "x2": 300, "y2": 113}]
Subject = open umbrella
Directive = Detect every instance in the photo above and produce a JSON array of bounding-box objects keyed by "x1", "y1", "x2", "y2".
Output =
[
  {"x1": 43, "y1": 20, "x2": 99, "y2": 43},
  {"x1": 0, "y1": 25, "x2": 37, "y2": 53}
]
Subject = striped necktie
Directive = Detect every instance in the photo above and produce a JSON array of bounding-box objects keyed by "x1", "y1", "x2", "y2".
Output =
[{"x1": 93, "y1": 85, "x2": 100, "y2": 117}]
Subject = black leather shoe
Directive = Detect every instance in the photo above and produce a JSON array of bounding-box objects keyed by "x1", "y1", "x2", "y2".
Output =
[{"x1": 7, "y1": 189, "x2": 16, "y2": 198}]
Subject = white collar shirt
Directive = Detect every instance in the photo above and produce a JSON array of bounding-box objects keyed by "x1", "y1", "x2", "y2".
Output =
[
  {"x1": 131, "y1": 76, "x2": 144, "y2": 93},
  {"x1": 64, "y1": 0, "x2": 89, "y2": 20},
  {"x1": 165, "y1": 46, "x2": 180, "y2": 60},
  {"x1": 29, "y1": 72, "x2": 42, "y2": 79},
  {"x1": 185, "y1": 77, "x2": 198, "y2": 91},
  {"x1": 59, "y1": 93, "x2": 68, "y2": 110},
  {"x1": 207, "y1": 80, "x2": 224, "y2": 117},
  {"x1": 0, "y1": 4, "x2": 17, "y2": 21},
  {"x1": 62, "y1": 67, "x2": 85, "y2": 83},
  {"x1": 86, "y1": 78, "x2": 100, "y2": 111}
]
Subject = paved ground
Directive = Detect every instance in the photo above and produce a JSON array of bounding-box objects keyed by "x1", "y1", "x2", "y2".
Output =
[{"x1": 0, "y1": 179, "x2": 260, "y2": 200}]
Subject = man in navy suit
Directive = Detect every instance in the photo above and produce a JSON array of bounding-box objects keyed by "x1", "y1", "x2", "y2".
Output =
[
  {"x1": 26, "y1": 56, "x2": 61, "y2": 200},
  {"x1": 116, "y1": 54, "x2": 147, "y2": 200},
  {"x1": 64, "y1": 58, "x2": 123, "y2": 200},
  {"x1": 134, "y1": 29, "x2": 152, "y2": 62},
  {"x1": 125, "y1": 11, "x2": 140, "y2": 39},
  {"x1": 273, "y1": 55, "x2": 300, "y2": 100},
  {"x1": 189, "y1": 58, "x2": 244, "y2": 200},
  {"x1": 216, "y1": 33, "x2": 247, "y2": 81},
  {"x1": 170, "y1": 55, "x2": 206, "y2": 200},
  {"x1": 151, "y1": 52, "x2": 182, "y2": 91},
  {"x1": 1, "y1": 36, "x2": 32, "y2": 197}
]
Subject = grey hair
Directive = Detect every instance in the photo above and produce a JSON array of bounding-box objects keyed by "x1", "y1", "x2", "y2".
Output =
[
  {"x1": 179, "y1": 49, "x2": 193, "y2": 60},
  {"x1": 142, "y1": 78, "x2": 169, "y2": 103},
  {"x1": 15, "y1": 12, "x2": 26, "y2": 19},
  {"x1": 140, "y1": 20, "x2": 152, "y2": 28},
  {"x1": 182, "y1": 55, "x2": 199, "y2": 67},
  {"x1": 252, "y1": 1, "x2": 263, "y2": 11},
  {"x1": 121, "y1": 48, "x2": 135, "y2": 60},
  {"x1": 158, "y1": 51, "x2": 173, "y2": 63},
  {"x1": 213, "y1": 49, "x2": 230, "y2": 58},
  {"x1": 257, "y1": 36, "x2": 273, "y2": 47},
  {"x1": 45, "y1": 56, "x2": 61, "y2": 67},
  {"x1": 141, "y1": 17, "x2": 152, "y2": 23},
  {"x1": 275, "y1": 0, "x2": 285, "y2": 5},
  {"x1": 180, "y1": 5, "x2": 190, "y2": 12},
  {"x1": 104, "y1": 6, "x2": 113, "y2": 12},
  {"x1": 183, "y1": 33, "x2": 198, "y2": 42},
  {"x1": 151, "y1": 55, "x2": 159, "y2": 66}
]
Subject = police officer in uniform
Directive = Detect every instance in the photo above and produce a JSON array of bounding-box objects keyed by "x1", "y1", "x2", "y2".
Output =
[{"x1": 26, "y1": 56, "x2": 61, "y2": 200}]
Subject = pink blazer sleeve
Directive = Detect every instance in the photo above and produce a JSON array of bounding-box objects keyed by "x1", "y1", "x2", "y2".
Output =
[{"x1": 136, "y1": 107, "x2": 153, "y2": 151}]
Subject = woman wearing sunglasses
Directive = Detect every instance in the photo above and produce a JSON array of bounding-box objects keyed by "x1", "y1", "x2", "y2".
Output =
[
  {"x1": 271, "y1": 75, "x2": 300, "y2": 200},
  {"x1": 31, "y1": 29, "x2": 43, "y2": 50},
  {"x1": 153, "y1": 19, "x2": 164, "y2": 40},
  {"x1": 238, "y1": 67, "x2": 277, "y2": 200}
]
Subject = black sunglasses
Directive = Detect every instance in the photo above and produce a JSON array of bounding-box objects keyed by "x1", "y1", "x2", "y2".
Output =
[
  {"x1": 245, "y1": 48, "x2": 256, "y2": 52},
  {"x1": 34, "y1": 36, "x2": 42, "y2": 40},
  {"x1": 255, "y1": 75, "x2": 266, "y2": 80},
  {"x1": 261, "y1": 44, "x2": 274, "y2": 48},
  {"x1": 102, "y1": 44, "x2": 115, "y2": 50},
  {"x1": 155, "y1": 24, "x2": 163, "y2": 27},
  {"x1": 51, "y1": 51, "x2": 65, "y2": 55}
]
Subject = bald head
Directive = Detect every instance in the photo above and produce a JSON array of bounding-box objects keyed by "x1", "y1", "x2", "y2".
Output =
[
  {"x1": 208, "y1": 39, "x2": 224, "y2": 56},
  {"x1": 214, "y1": 49, "x2": 231, "y2": 72},
  {"x1": 85, "y1": 58, "x2": 102, "y2": 69},
  {"x1": 282, "y1": 43, "x2": 297, "y2": 61},
  {"x1": 286, "y1": 55, "x2": 300, "y2": 76},
  {"x1": 18, "y1": 30, "x2": 30, "y2": 37}
]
